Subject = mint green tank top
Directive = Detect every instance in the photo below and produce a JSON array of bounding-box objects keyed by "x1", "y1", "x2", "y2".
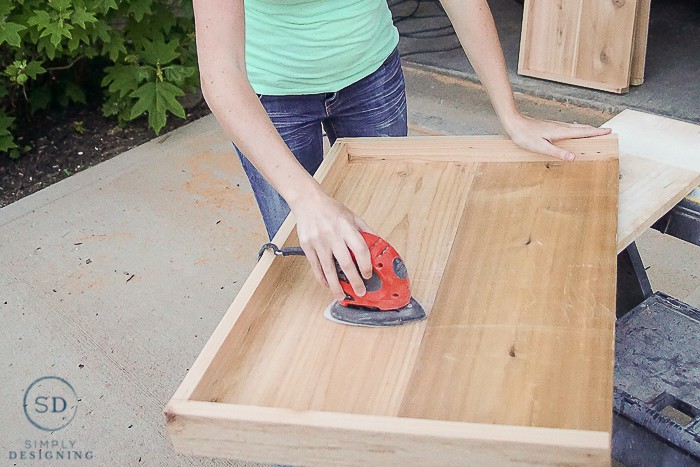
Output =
[{"x1": 244, "y1": 0, "x2": 399, "y2": 95}]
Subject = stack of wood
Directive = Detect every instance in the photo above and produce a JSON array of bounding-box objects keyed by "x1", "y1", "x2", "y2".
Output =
[{"x1": 518, "y1": 0, "x2": 651, "y2": 93}]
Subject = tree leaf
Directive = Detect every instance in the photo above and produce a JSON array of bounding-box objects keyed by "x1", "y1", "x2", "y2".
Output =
[
  {"x1": 27, "y1": 10, "x2": 51, "y2": 28},
  {"x1": 38, "y1": 17, "x2": 73, "y2": 47},
  {"x1": 25, "y1": 60, "x2": 45, "y2": 79},
  {"x1": 29, "y1": 85, "x2": 52, "y2": 113},
  {"x1": 61, "y1": 80, "x2": 86, "y2": 105},
  {"x1": 102, "y1": 33, "x2": 126, "y2": 61},
  {"x1": 0, "y1": 112, "x2": 17, "y2": 153},
  {"x1": 0, "y1": 2, "x2": 14, "y2": 17},
  {"x1": 95, "y1": 0, "x2": 118, "y2": 14},
  {"x1": 67, "y1": 23, "x2": 89, "y2": 51},
  {"x1": 129, "y1": 81, "x2": 185, "y2": 134},
  {"x1": 49, "y1": 0, "x2": 72, "y2": 12},
  {"x1": 0, "y1": 21, "x2": 26, "y2": 47},
  {"x1": 71, "y1": 6, "x2": 96, "y2": 28},
  {"x1": 128, "y1": 0, "x2": 153, "y2": 22},
  {"x1": 91, "y1": 19, "x2": 110, "y2": 43},
  {"x1": 140, "y1": 38, "x2": 179, "y2": 66},
  {"x1": 102, "y1": 64, "x2": 151, "y2": 98},
  {"x1": 163, "y1": 65, "x2": 195, "y2": 86}
]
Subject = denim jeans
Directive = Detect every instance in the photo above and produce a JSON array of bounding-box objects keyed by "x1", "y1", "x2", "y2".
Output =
[{"x1": 235, "y1": 47, "x2": 408, "y2": 239}]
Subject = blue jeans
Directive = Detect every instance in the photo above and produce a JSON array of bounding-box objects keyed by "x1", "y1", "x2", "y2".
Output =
[{"x1": 235, "y1": 48, "x2": 408, "y2": 239}]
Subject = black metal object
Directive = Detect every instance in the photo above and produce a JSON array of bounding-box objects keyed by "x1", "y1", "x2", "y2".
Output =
[
  {"x1": 613, "y1": 413, "x2": 700, "y2": 467},
  {"x1": 613, "y1": 292, "x2": 700, "y2": 464},
  {"x1": 616, "y1": 242, "x2": 653, "y2": 318},
  {"x1": 257, "y1": 243, "x2": 305, "y2": 260},
  {"x1": 652, "y1": 194, "x2": 700, "y2": 247}
]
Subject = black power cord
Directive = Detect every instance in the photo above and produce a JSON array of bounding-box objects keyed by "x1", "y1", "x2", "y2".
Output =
[{"x1": 389, "y1": 0, "x2": 461, "y2": 58}]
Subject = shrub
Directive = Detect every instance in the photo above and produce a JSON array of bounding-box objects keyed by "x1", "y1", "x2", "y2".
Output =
[{"x1": 0, "y1": 0, "x2": 199, "y2": 157}]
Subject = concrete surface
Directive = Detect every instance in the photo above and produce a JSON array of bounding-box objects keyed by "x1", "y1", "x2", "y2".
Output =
[
  {"x1": 1, "y1": 65, "x2": 699, "y2": 466},
  {"x1": 394, "y1": 0, "x2": 700, "y2": 124}
]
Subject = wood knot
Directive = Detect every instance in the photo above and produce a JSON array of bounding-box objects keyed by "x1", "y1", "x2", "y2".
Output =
[
  {"x1": 612, "y1": 0, "x2": 626, "y2": 7},
  {"x1": 509, "y1": 345, "x2": 516, "y2": 358},
  {"x1": 600, "y1": 51, "x2": 609, "y2": 63}
]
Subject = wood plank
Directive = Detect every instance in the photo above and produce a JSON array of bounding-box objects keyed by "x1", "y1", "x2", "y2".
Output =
[
  {"x1": 166, "y1": 400, "x2": 610, "y2": 466},
  {"x1": 604, "y1": 110, "x2": 700, "y2": 251},
  {"x1": 190, "y1": 159, "x2": 477, "y2": 414},
  {"x1": 171, "y1": 141, "x2": 351, "y2": 401},
  {"x1": 630, "y1": 0, "x2": 652, "y2": 86},
  {"x1": 518, "y1": 0, "x2": 638, "y2": 94},
  {"x1": 342, "y1": 134, "x2": 618, "y2": 162},
  {"x1": 400, "y1": 160, "x2": 618, "y2": 431},
  {"x1": 166, "y1": 136, "x2": 619, "y2": 465}
]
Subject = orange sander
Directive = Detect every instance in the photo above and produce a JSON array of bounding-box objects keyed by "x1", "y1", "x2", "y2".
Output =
[{"x1": 257, "y1": 232, "x2": 426, "y2": 327}]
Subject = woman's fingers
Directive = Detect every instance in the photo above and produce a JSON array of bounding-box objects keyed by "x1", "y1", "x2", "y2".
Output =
[
  {"x1": 354, "y1": 217, "x2": 377, "y2": 235},
  {"x1": 319, "y1": 250, "x2": 346, "y2": 301},
  {"x1": 548, "y1": 125, "x2": 611, "y2": 141},
  {"x1": 540, "y1": 139, "x2": 575, "y2": 161},
  {"x1": 346, "y1": 229, "x2": 373, "y2": 280},
  {"x1": 333, "y1": 243, "x2": 367, "y2": 297},
  {"x1": 302, "y1": 245, "x2": 328, "y2": 288}
]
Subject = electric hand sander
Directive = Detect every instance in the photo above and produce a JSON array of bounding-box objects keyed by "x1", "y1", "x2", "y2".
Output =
[{"x1": 257, "y1": 232, "x2": 426, "y2": 327}]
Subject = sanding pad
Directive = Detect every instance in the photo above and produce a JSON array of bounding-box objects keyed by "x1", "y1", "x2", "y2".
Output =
[{"x1": 323, "y1": 297, "x2": 426, "y2": 327}]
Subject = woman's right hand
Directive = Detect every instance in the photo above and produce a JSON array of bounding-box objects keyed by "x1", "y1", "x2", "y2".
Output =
[{"x1": 290, "y1": 189, "x2": 375, "y2": 302}]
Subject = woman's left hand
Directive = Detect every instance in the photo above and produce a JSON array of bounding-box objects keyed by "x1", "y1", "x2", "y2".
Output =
[{"x1": 503, "y1": 113, "x2": 612, "y2": 162}]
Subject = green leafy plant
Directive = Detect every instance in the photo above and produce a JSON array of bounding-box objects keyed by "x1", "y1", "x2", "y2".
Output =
[{"x1": 0, "y1": 0, "x2": 199, "y2": 155}]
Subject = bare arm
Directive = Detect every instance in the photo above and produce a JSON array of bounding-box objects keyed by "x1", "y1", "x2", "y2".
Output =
[
  {"x1": 193, "y1": 0, "x2": 372, "y2": 299},
  {"x1": 440, "y1": 0, "x2": 610, "y2": 160}
]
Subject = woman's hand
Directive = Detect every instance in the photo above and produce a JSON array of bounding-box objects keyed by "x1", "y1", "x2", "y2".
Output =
[
  {"x1": 290, "y1": 189, "x2": 375, "y2": 302},
  {"x1": 503, "y1": 113, "x2": 612, "y2": 161}
]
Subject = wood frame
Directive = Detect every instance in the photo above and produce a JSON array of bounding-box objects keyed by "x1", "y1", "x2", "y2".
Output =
[{"x1": 166, "y1": 136, "x2": 619, "y2": 466}]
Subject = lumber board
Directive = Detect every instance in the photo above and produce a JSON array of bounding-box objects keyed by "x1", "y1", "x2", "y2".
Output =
[
  {"x1": 166, "y1": 136, "x2": 619, "y2": 465},
  {"x1": 630, "y1": 0, "x2": 651, "y2": 86},
  {"x1": 400, "y1": 161, "x2": 617, "y2": 430},
  {"x1": 518, "y1": 0, "x2": 638, "y2": 93},
  {"x1": 166, "y1": 400, "x2": 611, "y2": 466},
  {"x1": 604, "y1": 110, "x2": 700, "y2": 251}
]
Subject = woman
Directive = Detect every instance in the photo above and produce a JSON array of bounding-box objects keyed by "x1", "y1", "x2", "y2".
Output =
[{"x1": 193, "y1": 0, "x2": 610, "y2": 302}]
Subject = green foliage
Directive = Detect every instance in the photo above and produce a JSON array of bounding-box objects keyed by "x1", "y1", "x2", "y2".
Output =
[{"x1": 0, "y1": 0, "x2": 199, "y2": 154}]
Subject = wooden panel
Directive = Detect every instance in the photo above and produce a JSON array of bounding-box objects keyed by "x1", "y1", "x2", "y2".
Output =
[
  {"x1": 166, "y1": 400, "x2": 611, "y2": 466},
  {"x1": 519, "y1": 0, "x2": 638, "y2": 93},
  {"x1": 630, "y1": 0, "x2": 651, "y2": 86},
  {"x1": 166, "y1": 136, "x2": 619, "y2": 465},
  {"x1": 400, "y1": 160, "x2": 617, "y2": 431},
  {"x1": 190, "y1": 159, "x2": 478, "y2": 413},
  {"x1": 605, "y1": 110, "x2": 700, "y2": 251}
]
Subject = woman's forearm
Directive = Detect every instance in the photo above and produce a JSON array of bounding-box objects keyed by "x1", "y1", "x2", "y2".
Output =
[
  {"x1": 439, "y1": 0, "x2": 520, "y2": 129},
  {"x1": 193, "y1": 0, "x2": 321, "y2": 209},
  {"x1": 200, "y1": 65, "x2": 322, "y2": 208}
]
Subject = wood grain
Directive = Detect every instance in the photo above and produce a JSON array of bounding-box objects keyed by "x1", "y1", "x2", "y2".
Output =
[
  {"x1": 604, "y1": 110, "x2": 700, "y2": 251},
  {"x1": 400, "y1": 161, "x2": 617, "y2": 432},
  {"x1": 190, "y1": 159, "x2": 478, "y2": 414},
  {"x1": 519, "y1": 0, "x2": 638, "y2": 93},
  {"x1": 166, "y1": 136, "x2": 619, "y2": 465},
  {"x1": 166, "y1": 400, "x2": 611, "y2": 466},
  {"x1": 630, "y1": 0, "x2": 652, "y2": 86}
]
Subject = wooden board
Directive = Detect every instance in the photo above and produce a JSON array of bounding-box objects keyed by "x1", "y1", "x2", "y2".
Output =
[
  {"x1": 605, "y1": 110, "x2": 700, "y2": 251},
  {"x1": 166, "y1": 136, "x2": 619, "y2": 466},
  {"x1": 518, "y1": 0, "x2": 638, "y2": 93},
  {"x1": 630, "y1": 0, "x2": 652, "y2": 86}
]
